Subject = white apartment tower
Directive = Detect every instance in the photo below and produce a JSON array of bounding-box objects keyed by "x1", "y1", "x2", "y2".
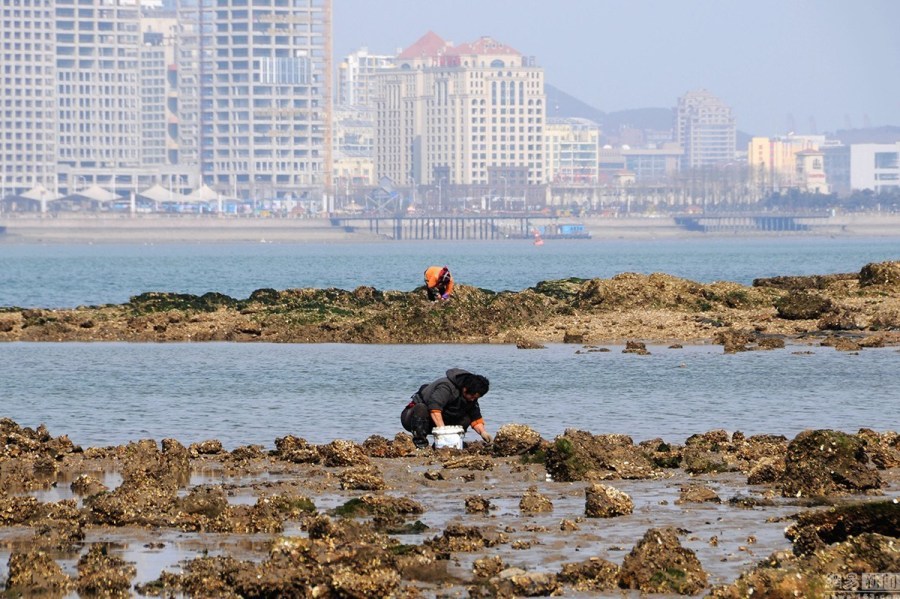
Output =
[
  {"x1": 338, "y1": 47, "x2": 395, "y2": 107},
  {"x1": 376, "y1": 33, "x2": 545, "y2": 189},
  {"x1": 1, "y1": 0, "x2": 56, "y2": 197},
  {"x1": 173, "y1": 2, "x2": 202, "y2": 172},
  {"x1": 54, "y1": 0, "x2": 142, "y2": 193},
  {"x1": 675, "y1": 89, "x2": 736, "y2": 170},
  {"x1": 178, "y1": 0, "x2": 331, "y2": 201},
  {"x1": 138, "y1": 22, "x2": 176, "y2": 168}
]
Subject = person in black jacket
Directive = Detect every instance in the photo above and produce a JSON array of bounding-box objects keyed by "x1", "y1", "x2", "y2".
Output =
[{"x1": 401, "y1": 368, "x2": 491, "y2": 449}]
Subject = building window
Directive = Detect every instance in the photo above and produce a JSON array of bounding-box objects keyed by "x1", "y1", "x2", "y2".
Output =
[{"x1": 874, "y1": 152, "x2": 898, "y2": 169}]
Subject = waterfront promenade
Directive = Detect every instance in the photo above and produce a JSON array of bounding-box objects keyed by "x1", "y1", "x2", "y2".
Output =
[{"x1": 1, "y1": 212, "x2": 899, "y2": 244}]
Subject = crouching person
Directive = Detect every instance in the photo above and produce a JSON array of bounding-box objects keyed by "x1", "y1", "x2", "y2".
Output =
[{"x1": 401, "y1": 368, "x2": 491, "y2": 449}]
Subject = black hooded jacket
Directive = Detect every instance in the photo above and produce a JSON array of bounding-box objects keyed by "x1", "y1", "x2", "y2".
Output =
[{"x1": 413, "y1": 368, "x2": 484, "y2": 426}]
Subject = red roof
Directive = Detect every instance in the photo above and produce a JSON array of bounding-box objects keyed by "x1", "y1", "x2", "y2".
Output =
[
  {"x1": 397, "y1": 33, "x2": 521, "y2": 61},
  {"x1": 446, "y1": 36, "x2": 520, "y2": 57},
  {"x1": 397, "y1": 31, "x2": 449, "y2": 60}
]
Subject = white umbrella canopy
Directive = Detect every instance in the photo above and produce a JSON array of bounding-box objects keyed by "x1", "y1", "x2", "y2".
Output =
[
  {"x1": 186, "y1": 184, "x2": 219, "y2": 202},
  {"x1": 66, "y1": 184, "x2": 121, "y2": 203},
  {"x1": 20, "y1": 184, "x2": 62, "y2": 202},
  {"x1": 139, "y1": 184, "x2": 187, "y2": 203}
]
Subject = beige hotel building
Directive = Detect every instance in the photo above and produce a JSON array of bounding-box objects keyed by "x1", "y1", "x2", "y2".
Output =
[{"x1": 375, "y1": 32, "x2": 546, "y2": 193}]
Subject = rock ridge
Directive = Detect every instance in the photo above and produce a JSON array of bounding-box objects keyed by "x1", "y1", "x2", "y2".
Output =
[{"x1": 1, "y1": 261, "x2": 899, "y2": 346}]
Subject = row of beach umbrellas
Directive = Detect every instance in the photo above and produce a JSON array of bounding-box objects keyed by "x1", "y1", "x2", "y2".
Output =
[{"x1": 1, "y1": 183, "x2": 222, "y2": 205}]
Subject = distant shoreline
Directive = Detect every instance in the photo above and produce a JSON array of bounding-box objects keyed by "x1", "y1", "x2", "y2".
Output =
[
  {"x1": 0, "y1": 214, "x2": 378, "y2": 244},
  {"x1": 1, "y1": 213, "x2": 899, "y2": 244}
]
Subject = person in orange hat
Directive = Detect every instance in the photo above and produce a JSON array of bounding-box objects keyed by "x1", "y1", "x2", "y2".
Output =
[{"x1": 424, "y1": 265, "x2": 454, "y2": 301}]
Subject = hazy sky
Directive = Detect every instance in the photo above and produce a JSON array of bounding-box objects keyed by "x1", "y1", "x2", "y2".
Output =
[{"x1": 334, "y1": 0, "x2": 900, "y2": 136}]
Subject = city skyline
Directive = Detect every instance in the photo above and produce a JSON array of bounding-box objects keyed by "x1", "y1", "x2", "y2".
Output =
[
  {"x1": 334, "y1": 0, "x2": 900, "y2": 136},
  {"x1": 3, "y1": 0, "x2": 899, "y2": 210}
]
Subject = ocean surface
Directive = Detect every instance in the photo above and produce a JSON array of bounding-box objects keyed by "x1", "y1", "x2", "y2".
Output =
[
  {"x1": 2, "y1": 236, "x2": 900, "y2": 308},
  {"x1": 2, "y1": 236, "x2": 898, "y2": 448}
]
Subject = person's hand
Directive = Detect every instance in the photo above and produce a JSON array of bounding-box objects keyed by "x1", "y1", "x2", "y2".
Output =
[
  {"x1": 441, "y1": 293, "x2": 450, "y2": 300},
  {"x1": 480, "y1": 430, "x2": 492, "y2": 443}
]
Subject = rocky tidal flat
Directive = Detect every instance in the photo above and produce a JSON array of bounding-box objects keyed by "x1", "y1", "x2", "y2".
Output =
[
  {"x1": 1, "y1": 419, "x2": 899, "y2": 597},
  {"x1": 3, "y1": 261, "x2": 900, "y2": 596},
  {"x1": 1, "y1": 261, "x2": 899, "y2": 349}
]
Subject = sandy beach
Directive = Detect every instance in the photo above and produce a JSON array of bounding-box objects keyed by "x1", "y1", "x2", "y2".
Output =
[{"x1": 2, "y1": 213, "x2": 899, "y2": 244}]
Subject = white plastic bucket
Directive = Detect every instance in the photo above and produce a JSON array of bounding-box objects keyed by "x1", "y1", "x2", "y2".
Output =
[{"x1": 432, "y1": 425, "x2": 464, "y2": 449}]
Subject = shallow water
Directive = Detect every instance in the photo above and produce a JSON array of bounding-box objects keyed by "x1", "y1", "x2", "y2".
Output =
[
  {"x1": 3, "y1": 342, "x2": 898, "y2": 450},
  {"x1": 5, "y1": 461, "x2": 893, "y2": 597}
]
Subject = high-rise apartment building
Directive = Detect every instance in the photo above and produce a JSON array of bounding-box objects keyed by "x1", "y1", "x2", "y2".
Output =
[
  {"x1": 675, "y1": 89, "x2": 736, "y2": 170},
  {"x1": 178, "y1": 0, "x2": 331, "y2": 201},
  {"x1": 338, "y1": 48, "x2": 395, "y2": 107},
  {"x1": 1, "y1": 0, "x2": 56, "y2": 198},
  {"x1": 375, "y1": 33, "x2": 545, "y2": 190},
  {"x1": 172, "y1": 2, "x2": 201, "y2": 175},
  {"x1": 55, "y1": 0, "x2": 142, "y2": 193},
  {"x1": 3, "y1": 0, "x2": 330, "y2": 206},
  {"x1": 139, "y1": 20, "x2": 178, "y2": 168}
]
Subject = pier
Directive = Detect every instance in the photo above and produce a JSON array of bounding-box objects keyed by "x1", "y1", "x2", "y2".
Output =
[
  {"x1": 329, "y1": 215, "x2": 547, "y2": 240},
  {"x1": 672, "y1": 212, "x2": 833, "y2": 233}
]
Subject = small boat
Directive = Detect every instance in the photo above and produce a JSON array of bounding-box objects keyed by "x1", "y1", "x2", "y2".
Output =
[{"x1": 532, "y1": 228, "x2": 544, "y2": 246}]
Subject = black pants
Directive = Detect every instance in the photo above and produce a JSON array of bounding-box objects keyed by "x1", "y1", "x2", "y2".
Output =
[
  {"x1": 401, "y1": 402, "x2": 472, "y2": 434},
  {"x1": 426, "y1": 285, "x2": 447, "y2": 301}
]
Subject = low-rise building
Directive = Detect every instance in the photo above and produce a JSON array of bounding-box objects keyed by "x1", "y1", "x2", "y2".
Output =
[
  {"x1": 850, "y1": 143, "x2": 900, "y2": 193},
  {"x1": 748, "y1": 134, "x2": 824, "y2": 193},
  {"x1": 795, "y1": 149, "x2": 829, "y2": 194},
  {"x1": 545, "y1": 118, "x2": 600, "y2": 185}
]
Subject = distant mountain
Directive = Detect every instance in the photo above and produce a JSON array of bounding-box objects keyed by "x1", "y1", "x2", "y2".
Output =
[
  {"x1": 545, "y1": 84, "x2": 605, "y2": 123},
  {"x1": 545, "y1": 84, "x2": 672, "y2": 131},
  {"x1": 546, "y1": 84, "x2": 754, "y2": 147}
]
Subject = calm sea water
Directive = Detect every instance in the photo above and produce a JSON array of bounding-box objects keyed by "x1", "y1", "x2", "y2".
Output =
[
  {"x1": 2, "y1": 236, "x2": 898, "y2": 448},
  {"x1": 10, "y1": 340, "x2": 891, "y2": 594},
  {"x1": 2, "y1": 342, "x2": 898, "y2": 450},
  {"x1": 2, "y1": 236, "x2": 899, "y2": 308}
]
